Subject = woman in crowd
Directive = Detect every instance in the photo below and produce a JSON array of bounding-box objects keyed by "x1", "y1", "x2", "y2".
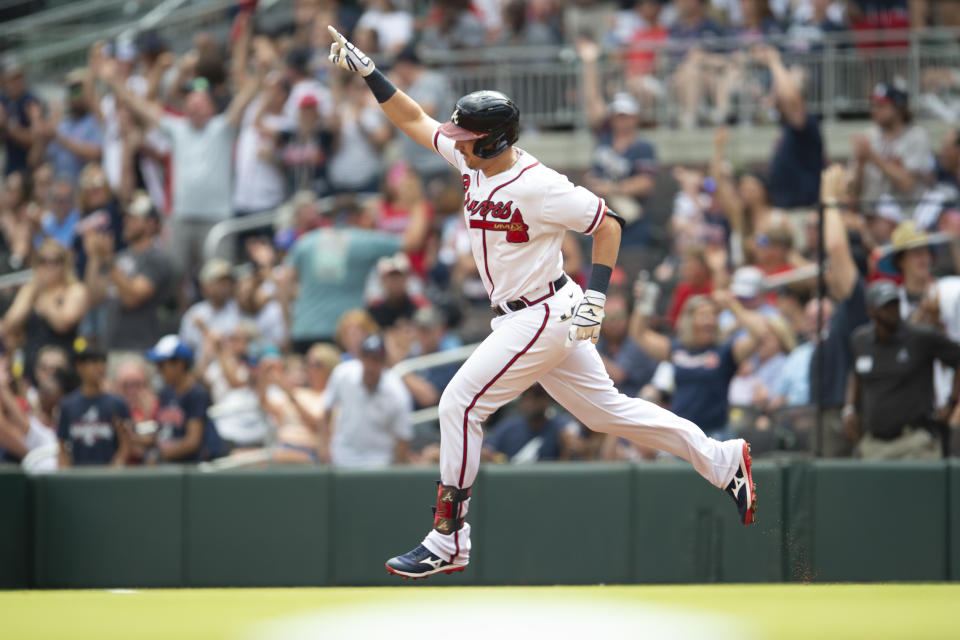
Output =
[
  {"x1": 0, "y1": 170, "x2": 37, "y2": 272},
  {"x1": 0, "y1": 239, "x2": 87, "y2": 383},
  {"x1": 631, "y1": 288, "x2": 770, "y2": 439},
  {"x1": 334, "y1": 308, "x2": 380, "y2": 360}
]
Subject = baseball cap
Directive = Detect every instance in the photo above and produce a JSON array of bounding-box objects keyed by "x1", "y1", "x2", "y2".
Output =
[
  {"x1": 609, "y1": 92, "x2": 640, "y2": 116},
  {"x1": 298, "y1": 94, "x2": 319, "y2": 110},
  {"x1": 146, "y1": 334, "x2": 194, "y2": 363},
  {"x1": 114, "y1": 40, "x2": 137, "y2": 63},
  {"x1": 870, "y1": 194, "x2": 903, "y2": 225},
  {"x1": 730, "y1": 266, "x2": 765, "y2": 299},
  {"x1": 870, "y1": 82, "x2": 908, "y2": 110},
  {"x1": 125, "y1": 191, "x2": 158, "y2": 219},
  {"x1": 377, "y1": 252, "x2": 411, "y2": 276},
  {"x1": 199, "y1": 258, "x2": 234, "y2": 284},
  {"x1": 360, "y1": 333, "x2": 386, "y2": 357},
  {"x1": 866, "y1": 280, "x2": 900, "y2": 309}
]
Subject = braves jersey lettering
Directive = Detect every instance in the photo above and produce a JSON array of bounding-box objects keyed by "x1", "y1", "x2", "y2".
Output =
[{"x1": 433, "y1": 128, "x2": 606, "y2": 305}]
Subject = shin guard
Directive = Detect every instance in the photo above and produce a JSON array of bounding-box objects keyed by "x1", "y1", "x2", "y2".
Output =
[{"x1": 432, "y1": 482, "x2": 471, "y2": 535}]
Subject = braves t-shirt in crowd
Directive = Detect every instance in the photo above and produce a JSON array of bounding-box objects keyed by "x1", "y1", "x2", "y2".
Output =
[
  {"x1": 668, "y1": 338, "x2": 738, "y2": 436},
  {"x1": 57, "y1": 390, "x2": 130, "y2": 465},
  {"x1": 767, "y1": 113, "x2": 824, "y2": 208},
  {"x1": 156, "y1": 384, "x2": 223, "y2": 462}
]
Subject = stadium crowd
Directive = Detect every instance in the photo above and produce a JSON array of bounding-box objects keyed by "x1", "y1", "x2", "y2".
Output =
[{"x1": 2, "y1": 0, "x2": 960, "y2": 471}]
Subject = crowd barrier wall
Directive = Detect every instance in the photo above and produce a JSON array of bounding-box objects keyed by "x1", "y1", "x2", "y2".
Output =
[{"x1": 0, "y1": 461, "x2": 955, "y2": 588}]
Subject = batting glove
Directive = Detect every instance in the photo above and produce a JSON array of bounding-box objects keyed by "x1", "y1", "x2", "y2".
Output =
[
  {"x1": 327, "y1": 25, "x2": 375, "y2": 77},
  {"x1": 566, "y1": 289, "x2": 606, "y2": 345}
]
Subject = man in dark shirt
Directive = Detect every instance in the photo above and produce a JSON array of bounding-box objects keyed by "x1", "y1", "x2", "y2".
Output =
[
  {"x1": 57, "y1": 342, "x2": 131, "y2": 466},
  {"x1": 84, "y1": 192, "x2": 174, "y2": 350},
  {"x1": 596, "y1": 292, "x2": 657, "y2": 397},
  {"x1": 846, "y1": 280, "x2": 960, "y2": 460},
  {"x1": 754, "y1": 45, "x2": 824, "y2": 209},
  {"x1": 147, "y1": 335, "x2": 223, "y2": 462},
  {"x1": 808, "y1": 165, "x2": 872, "y2": 457},
  {"x1": 0, "y1": 57, "x2": 41, "y2": 177}
]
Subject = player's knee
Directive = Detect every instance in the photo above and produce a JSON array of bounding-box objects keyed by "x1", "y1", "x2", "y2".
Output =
[{"x1": 438, "y1": 388, "x2": 462, "y2": 420}]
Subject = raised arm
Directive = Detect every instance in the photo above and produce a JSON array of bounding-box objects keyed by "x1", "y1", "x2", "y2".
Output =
[
  {"x1": 327, "y1": 26, "x2": 440, "y2": 150},
  {"x1": 753, "y1": 44, "x2": 805, "y2": 130},
  {"x1": 100, "y1": 59, "x2": 164, "y2": 130},
  {"x1": 714, "y1": 288, "x2": 768, "y2": 365},
  {"x1": 820, "y1": 164, "x2": 858, "y2": 300}
]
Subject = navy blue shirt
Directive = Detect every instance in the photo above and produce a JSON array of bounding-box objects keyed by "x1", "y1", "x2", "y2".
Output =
[
  {"x1": 156, "y1": 384, "x2": 223, "y2": 462},
  {"x1": 669, "y1": 338, "x2": 738, "y2": 435},
  {"x1": 810, "y1": 278, "x2": 869, "y2": 406},
  {"x1": 0, "y1": 90, "x2": 40, "y2": 176},
  {"x1": 768, "y1": 114, "x2": 824, "y2": 208},
  {"x1": 485, "y1": 414, "x2": 566, "y2": 461},
  {"x1": 590, "y1": 132, "x2": 658, "y2": 183},
  {"x1": 415, "y1": 362, "x2": 460, "y2": 410},
  {"x1": 596, "y1": 336, "x2": 658, "y2": 398},
  {"x1": 57, "y1": 390, "x2": 130, "y2": 465}
]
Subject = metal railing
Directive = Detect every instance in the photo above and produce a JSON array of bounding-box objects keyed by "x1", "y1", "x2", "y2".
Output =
[{"x1": 418, "y1": 28, "x2": 960, "y2": 130}]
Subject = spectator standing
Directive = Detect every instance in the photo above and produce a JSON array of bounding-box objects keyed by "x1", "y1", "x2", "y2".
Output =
[
  {"x1": 665, "y1": 247, "x2": 717, "y2": 328},
  {"x1": 389, "y1": 47, "x2": 454, "y2": 187},
  {"x1": 375, "y1": 163, "x2": 433, "y2": 277},
  {"x1": 323, "y1": 334, "x2": 413, "y2": 467},
  {"x1": 633, "y1": 289, "x2": 769, "y2": 438},
  {"x1": 327, "y1": 75, "x2": 392, "y2": 193},
  {"x1": 0, "y1": 239, "x2": 87, "y2": 383},
  {"x1": 283, "y1": 47, "x2": 334, "y2": 130},
  {"x1": 99, "y1": 48, "x2": 265, "y2": 272},
  {"x1": 850, "y1": 82, "x2": 933, "y2": 207},
  {"x1": 84, "y1": 192, "x2": 174, "y2": 351},
  {"x1": 179, "y1": 258, "x2": 241, "y2": 361},
  {"x1": 234, "y1": 72, "x2": 290, "y2": 220},
  {"x1": 753, "y1": 44, "x2": 825, "y2": 209},
  {"x1": 0, "y1": 353, "x2": 57, "y2": 466},
  {"x1": 670, "y1": 0, "x2": 728, "y2": 129},
  {"x1": 801, "y1": 165, "x2": 870, "y2": 456},
  {"x1": 147, "y1": 335, "x2": 223, "y2": 462},
  {"x1": 579, "y1": 38, "x2": 659, "y2": 246},
  {"x1": 281, "y1": 194, "x2": 426, "y2": 350},
  {"x1": 846, "y1": 280, "x2": 960, "y2": 460},
  {"x1": 72, "y1": 163, "x2": 124, "y2": 278},
  {"x1": 277, "y1": 93, "x2": 333, "y2": 197},
  {"x1": 57, "y1": 342, "x2": 131, "y2": 467},
  {"x1": 355, "y1": 0, "x2": 416, "y2": 56},
  {"x1": 0, "y1": 56, "x2": 41, "y2": 177},
  {"x1": 40, "y1": 69, "x2": 103, "y2": 185}
]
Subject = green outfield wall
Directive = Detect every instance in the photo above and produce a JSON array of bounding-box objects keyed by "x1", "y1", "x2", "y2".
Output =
[{"x1": 0, "y1": 460, "x2": 956, "y2": 588}]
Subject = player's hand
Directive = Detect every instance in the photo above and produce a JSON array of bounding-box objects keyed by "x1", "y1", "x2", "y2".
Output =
[
  {"x1": 564, "y1": 289, "x2": 606, "y2": 346},
  {"x1": 327, "y1": 25, "x2": 375, "y2": 77}
]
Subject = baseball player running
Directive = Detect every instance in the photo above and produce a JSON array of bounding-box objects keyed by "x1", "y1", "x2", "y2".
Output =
[{"x1": 327, "y1": 26, "x2": 757, "y2": 580}]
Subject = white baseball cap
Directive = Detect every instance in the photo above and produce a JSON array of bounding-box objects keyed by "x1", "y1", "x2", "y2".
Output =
[
  {"x1": 730, "y1": 266, "x2": 765, "y2": 299},
  {"x1": 609, "y1": 92, "x2": 639, "y2": 116}
]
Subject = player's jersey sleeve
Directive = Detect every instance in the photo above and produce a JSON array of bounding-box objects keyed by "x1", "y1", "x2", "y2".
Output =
[
  {"x1": 431, "y1": 127, "x2": 461, "y2": 170},
  {"x1": 541, "y1": 174, "x2": 606, "y2": 235}
]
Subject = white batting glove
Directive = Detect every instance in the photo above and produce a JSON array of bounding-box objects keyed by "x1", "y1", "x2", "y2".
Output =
[
  {"x1": 565, "y1": 289, "x2": 606, "y2": 346},
  {"x1": 327, "y1": 25, "x2": 375, "y2": 77}
]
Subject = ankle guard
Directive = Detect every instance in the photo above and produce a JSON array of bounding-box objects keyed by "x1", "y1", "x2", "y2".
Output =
[{"x1": 432, "y1": 482, "x2": 471, "y2": 535}]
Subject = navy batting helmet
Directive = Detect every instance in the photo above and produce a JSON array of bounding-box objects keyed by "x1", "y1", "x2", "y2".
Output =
[{"x1": 438, "y1": 90, "x2": 519, "y2": 159}]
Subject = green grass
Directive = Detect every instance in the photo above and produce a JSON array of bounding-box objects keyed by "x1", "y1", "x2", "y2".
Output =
[{"x1": 3, "y1": 584, "x2": 958, "y2": 639}]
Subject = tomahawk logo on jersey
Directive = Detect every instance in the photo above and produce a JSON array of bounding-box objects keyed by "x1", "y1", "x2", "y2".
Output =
[{"x1": 433, "y1": 129, "x2": 605, "y2": 307}]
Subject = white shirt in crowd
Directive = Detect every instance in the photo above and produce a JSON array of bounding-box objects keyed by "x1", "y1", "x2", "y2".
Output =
[
  {"x1": 325, "y1": 359, "x2": 413, "y2": 467},
  {"x1": 161, "y1": 114, "x2": 235, "y2": 220},
  {"x1": 233, "y1": 97, "x2": 288, "y2": 213},
  {"x1": 179, "y1": 298, "x2": 241, "y2": 361}
]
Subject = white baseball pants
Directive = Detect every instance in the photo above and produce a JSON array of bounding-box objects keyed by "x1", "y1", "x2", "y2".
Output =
[{"x1": 421, "y1": 280, "x2": 744, "y2": 564}]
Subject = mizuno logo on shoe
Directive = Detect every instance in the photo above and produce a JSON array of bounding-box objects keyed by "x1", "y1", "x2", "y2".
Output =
[
  {"x1": 420, "y1": 557, "x2": 444, "y2": 569},
  {"x1": 732, "y1": 475, "x2": 746, "y2": 496}
]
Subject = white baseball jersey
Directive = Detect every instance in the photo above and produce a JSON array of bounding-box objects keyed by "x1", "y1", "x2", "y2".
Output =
[
  {"x1": 418, "y1": 128, "x2": 747, "y2": 567},
  {"x1": 432, "y1": 128, "x2": 606, "y2": 306}
]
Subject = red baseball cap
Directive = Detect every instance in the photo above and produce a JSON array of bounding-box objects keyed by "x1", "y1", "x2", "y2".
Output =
[{"x1": 299, "y1": 94, "x2": 319, "y2": 110}]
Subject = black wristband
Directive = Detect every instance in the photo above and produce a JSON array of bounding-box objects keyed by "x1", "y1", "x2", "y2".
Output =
[
  {"x1": 363, "y1": 69, "x2": 397, "y2": 104},
  {"x1": 587, "y1": 264, "x2": 613, "y2": 295}
]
